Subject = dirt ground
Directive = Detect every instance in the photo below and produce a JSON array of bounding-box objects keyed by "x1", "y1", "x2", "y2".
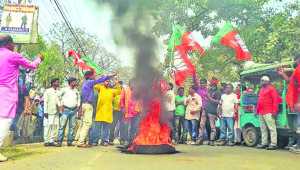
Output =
[{"x1": 1, "y1": 142, "x2": 300, "y2": 170}]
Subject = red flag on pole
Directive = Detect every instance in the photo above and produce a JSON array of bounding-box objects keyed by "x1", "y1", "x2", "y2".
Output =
[
  {"x1": 68, "y1": 51, "x2": 96, "y2": 72},
  {"x1": 173, "y1": 44, "x2": 196, "y2": 86},
  {"x1": 181, "y1": 31, "x2": 205, "y2": 56},
  {"x1": 212, "y1": 21, "x2": 252, "y2": 60}
]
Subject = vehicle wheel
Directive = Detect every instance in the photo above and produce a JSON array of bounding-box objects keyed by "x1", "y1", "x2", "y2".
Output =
[
  {"x1": 277, "y1": 137, "x2": 289, "y2": 149},
  {"x1": 243, "y1": 126, "x2": 259, "y2": 147}
]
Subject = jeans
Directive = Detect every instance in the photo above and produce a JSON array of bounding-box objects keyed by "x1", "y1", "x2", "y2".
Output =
[
  {"x1": 109, "y1": 110, "x2": 123, "y2": 142},
  {"x1": 174, "y1": 115, "x2": 187, "y2": 142},
  {"x1": 37, "y1": 116, "x2": 44, "y2": 137},
  {"x1": 10, "y1": 114, "x2": 21, "y2": 138},
  {"x1": 220, "y1": 117, "x2": 234, "y2": 142},
  {"x1": 58, "y1": 108, "x2": 77, "y2": 144},
  {"x1": 115, "y1": 122, "x2": 120, "y2": 138},
  {"x1": 120, "y1": 120, "x2": 128, "y2": 141},
  {"x1": 89, "y1": 121, "x2": 110, "y2": 145},
  {"x1": 186, "y1": 119, "x2": 199, "y2": 142},
  {"x1": 121, "y1": 115, "x2": 141, "y2": 142}
]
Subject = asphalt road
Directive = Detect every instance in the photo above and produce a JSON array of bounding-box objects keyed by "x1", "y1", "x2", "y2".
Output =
[{"x1": 1, "y1": 143, "x2": 300, "y2": 170}]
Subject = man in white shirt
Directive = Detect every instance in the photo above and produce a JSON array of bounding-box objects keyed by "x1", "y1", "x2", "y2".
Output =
[
  {"x1": 185, "y1": 85, "x2": 202, "y2": 144},
  {"x1": 57, "y1": 78, "x2": 80, "y2": 147},
  {"x1": 164, "y1": 82, "x2": 176, "y2": 141},
  {"x1": 44, "y1": 78, "x2": 61, "y2": 147},
  {"x1": 218, "y1": 84, "x2": 238, "y2": 146}
]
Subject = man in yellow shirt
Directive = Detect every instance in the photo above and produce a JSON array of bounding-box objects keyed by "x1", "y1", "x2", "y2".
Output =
[{"x1": 89, "y1": 78, "x2": 121, "y2": 146}]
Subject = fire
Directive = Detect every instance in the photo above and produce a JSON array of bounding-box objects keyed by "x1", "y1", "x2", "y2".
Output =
[{"x1": 127, "y1": 99, "x2": 174, "y2": 153}]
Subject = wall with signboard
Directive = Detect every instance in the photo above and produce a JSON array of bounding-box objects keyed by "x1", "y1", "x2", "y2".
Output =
[{"x1": 0, "y1": 3, "x2": 38, "y2": 43}]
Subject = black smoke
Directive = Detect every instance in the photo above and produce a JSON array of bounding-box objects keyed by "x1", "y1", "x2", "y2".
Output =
[{"x1": 93, "y1": 0, "x2": 164, "y2": 104}]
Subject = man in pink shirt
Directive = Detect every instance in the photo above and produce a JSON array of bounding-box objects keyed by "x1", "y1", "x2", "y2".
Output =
[
  {"x1": 0, "y1": 35, "x2": 43, "y2": 162},
  {"x1": 120, "y1": 80, "x2": 140, "y2": 146}
]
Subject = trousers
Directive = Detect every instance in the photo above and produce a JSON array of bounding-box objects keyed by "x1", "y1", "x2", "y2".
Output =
[
  {"x1": 43, "y1": 114, "x2": 59, "y2": 144},
  {"x1": 199, "y1": 112, "x2": 216, "y2": 141},
  {"x1": 78, "y1": 103, "x2": 93, "y2": 145},
  {"x1": 259, "y1": 113, "x2": 277, "y2": 146},
  {"x1": 109, "y1": 110, "x2": 123, "y2": 142},
  {"x1": 0, "y1": 117, "x2": 13, "y2": 147}
]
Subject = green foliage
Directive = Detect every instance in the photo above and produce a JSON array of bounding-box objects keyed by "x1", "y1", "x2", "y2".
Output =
[
  {"x1": 152, "y1": 0, "x2": 268, "y2": 38},
  {"x1": 20, "y1": 23, "x2": 121, "y2": 89},
  {"x1": 254, "y1": 10, "x2": 300, "y2": 63},
  {"x1": 35, "y1": 43, "x2": 65, "y2": 88},
  {"x1": 153, "y1": 0, "x2": 299, "y2": 83},
  {"x1": 21, "y1": 36, "x2": 47, "y2": 60}
]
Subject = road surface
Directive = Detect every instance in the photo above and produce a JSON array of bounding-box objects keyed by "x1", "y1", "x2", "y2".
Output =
[{"x1": 1, "y1": 143, "x2": 300, "y2": 170}]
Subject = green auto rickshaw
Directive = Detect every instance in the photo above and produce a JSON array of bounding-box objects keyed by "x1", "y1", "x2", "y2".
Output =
[{"x1": 239, "y1": 61, "x2": 298, "y2": 148}]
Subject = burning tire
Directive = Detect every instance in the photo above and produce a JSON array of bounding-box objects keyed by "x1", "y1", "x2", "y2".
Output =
[
  {"x1": 125, "y1": 100, "x2": 176, "y2": 154},
  {"x1": 128, "y1": 144, "x2": 176, "y2": 154}
]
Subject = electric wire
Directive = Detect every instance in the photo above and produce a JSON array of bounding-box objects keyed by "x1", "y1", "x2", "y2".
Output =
[{"x1": 53, "y1": 0, "x2": 87, "y2": 57}]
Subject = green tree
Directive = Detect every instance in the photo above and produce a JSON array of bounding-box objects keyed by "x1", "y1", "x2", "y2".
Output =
[
  {"x1": 35, "y1": 43, "x2": 65, "y2": 88},
  {"x1": 21, "y1": 35, "x2": 47, "y2": 60},
  {"x1": 21, "y1": 23, "x2": 121, "y2": 89},
  {"x1": 152, "y1": 0, "x2": 268, "y2": 38},
  {"x1": 153, "y1": 0, "x2": 299, "y2": 83}
]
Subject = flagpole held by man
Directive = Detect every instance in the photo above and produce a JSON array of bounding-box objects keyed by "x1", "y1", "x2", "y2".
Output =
[
  {"x1": 0, "y1": 35, "x2": 44, "y2": 162},
  {"x1": 77, "y1": 71, "x2": 118, "y2": 148},
  {"x1": 168, "y1": 25, "x2": 204, "y2": 87}
]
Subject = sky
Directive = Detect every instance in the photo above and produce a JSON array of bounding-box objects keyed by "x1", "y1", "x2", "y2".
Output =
[{"x1": 1, "y1": 0, "x2": 298, "y2": 67}]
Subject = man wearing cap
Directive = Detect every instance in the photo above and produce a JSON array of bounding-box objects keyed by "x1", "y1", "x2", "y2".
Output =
[
  {"x1": 285, "y1": 54, "x2": 300, "y2": 153},
  {"x1": 0, "y1": 35, "x2": 43, "y2": 162},
  {"x1": 256, "y1": 76, "x2": 278, "y2": 150},
  {"x1": 199, "y1": 77, "x2": 222, "y2": 146},
  {"x1": 77, "y1": 71, "x2": 117, "y2": 148}
]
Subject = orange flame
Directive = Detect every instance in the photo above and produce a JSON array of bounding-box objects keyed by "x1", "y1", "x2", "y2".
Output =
[{"x1": 128, "y1": 99, "x2": 174, "y2": 152}]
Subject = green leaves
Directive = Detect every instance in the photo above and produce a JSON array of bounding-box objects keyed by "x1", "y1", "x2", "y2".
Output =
[
  {"x1": 35, "y1": 43, "x2": 65, "y2": 88},
  {"x1": 153, "y1": 0, "x2": 299, "y2": 83},
  {"x1": 21, "y1": 23, "x2": 121, "y2": 89}
]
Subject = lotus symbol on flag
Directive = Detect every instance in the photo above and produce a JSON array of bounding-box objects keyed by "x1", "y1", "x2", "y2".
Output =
[
  {"x1": 74, "y1": 53, "x2": 86, "y2": 64},
  {"x1": 233, "y1": 34, "x2": 250, "y2": 52},
  {"x1": 173, "y1": 49, "x2": 188, "y2": 71}
]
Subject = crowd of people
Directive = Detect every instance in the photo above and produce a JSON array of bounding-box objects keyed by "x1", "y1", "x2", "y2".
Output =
[
  {"x1": 12, "y1": 71, "x2": 144, "y2": 148},
  {"x1": 1, "y1": 34, "x2": 300, "y2": 162},
  {"x1": 165, "y1": 74, "x2": 241, "y2": 146}
]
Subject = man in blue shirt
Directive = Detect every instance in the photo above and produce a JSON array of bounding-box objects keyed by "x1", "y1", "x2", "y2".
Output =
[{"x1": 77, "y1": 71, "x2": 117, "y2": 148}]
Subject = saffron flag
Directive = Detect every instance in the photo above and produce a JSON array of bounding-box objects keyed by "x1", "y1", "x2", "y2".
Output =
[
  {"x1": 286, "y1": 65, "x2": 300, "y2": 111},
  {"x1": 211, "y1": 21, "x2": 252, "y2": 60},
  {"x1": 173, "y1": 44, "x2": 196, "y2": 86},
  {"x1": 168, "y1": 25, "x2": 204, "y2": 63},
  {"x1": 181, "y1": 31, "x2": 205, "y2": 56},
  {"x1": 68, "y1": 51, "x2": 104, "y2": 75},
  {"x1": 168, "y1": 25, "x2": 204, "y2": 86}
]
